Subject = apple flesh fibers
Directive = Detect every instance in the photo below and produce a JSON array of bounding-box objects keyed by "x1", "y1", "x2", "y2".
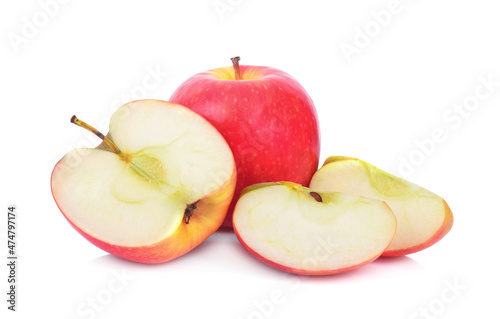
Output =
[
  {"x1": 170, "y1": 57, "x2": 321, "y2": 228},
  {"x1": 51, "y1": 100, "x2": 236, "y2": 263},
  {"x1": 309, "y1": 156, "x2": 453, "y2": 256},
  {"x1": 233, "y1": 182, "x2": 397, "y2": 275}
]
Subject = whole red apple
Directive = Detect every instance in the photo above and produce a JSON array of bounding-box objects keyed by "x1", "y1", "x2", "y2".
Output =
[{"x1": 170, "y1": 57, "x2": 320, "y2": 228}]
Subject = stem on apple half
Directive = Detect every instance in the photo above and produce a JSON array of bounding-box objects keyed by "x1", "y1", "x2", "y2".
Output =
[
  {"x1": 70, "y1": 115, "x2": 122, "y2": 155},
  {"x1": 231, "y1": 56, "x2": 241, "y2": 80}
]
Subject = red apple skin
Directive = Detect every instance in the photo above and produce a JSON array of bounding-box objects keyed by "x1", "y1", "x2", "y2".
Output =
[
  {"x1": 382, "y1": 199, "x2": 454, "y2": 257},
  {"x1": 51, "y1": 163, "x2": 237, "y2": 264},
  {"x1": 170, "y1": 65, "x2": 321, "y2": 228}
]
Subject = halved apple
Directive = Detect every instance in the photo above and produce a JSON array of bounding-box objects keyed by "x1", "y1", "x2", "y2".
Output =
[
  {"x1": 309, "y1": 156, "x2": 453, "y2": 256},
  {"x1": 51, "y1": 100, "x2": 236, "y2": 263},
  {"x1": 232, "y1": 182, "x2": 397, "y2": 275}
]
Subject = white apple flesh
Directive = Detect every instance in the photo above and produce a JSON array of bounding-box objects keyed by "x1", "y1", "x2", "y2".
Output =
[
  {"x1": 232, "y1": 182, "x2": 397, "y2": 275},
  {"x1": 309, "y1": 156, "x2": 453, "y2": 256},
  {"x1": 51, "y1": 100, "x2": 236, "y2": 263}
]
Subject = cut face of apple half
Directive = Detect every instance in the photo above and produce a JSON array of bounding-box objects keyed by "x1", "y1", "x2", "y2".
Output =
[
  {"x1": 51, "y1": 100, "x2": 236, "y2": 263},
  {"x1": 309, "y1": 156, "x2": 453, "y2": 256},
  {"x1": 232, "y1": 182, "x2": 397, "y2": 275}
]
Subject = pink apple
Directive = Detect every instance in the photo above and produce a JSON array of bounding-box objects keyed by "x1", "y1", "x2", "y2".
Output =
[{"x1": 170, "y1": 57, "x2": 320, "y2": 228}]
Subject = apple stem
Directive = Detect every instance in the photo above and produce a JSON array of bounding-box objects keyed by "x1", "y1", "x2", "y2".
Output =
[
  {"x1": 70, "y1": 115, "x2": 122, "y2": 155},
  {"x1": 231, "y1": 56, "x2": 241, "y2": 80}
]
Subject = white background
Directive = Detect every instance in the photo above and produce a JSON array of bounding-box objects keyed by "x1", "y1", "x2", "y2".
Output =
[{"x1": 1, "y1": 0, "x2": 499, "y2": 318}]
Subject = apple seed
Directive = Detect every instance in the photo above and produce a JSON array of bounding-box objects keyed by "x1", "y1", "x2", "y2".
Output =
[
  {"x1": 309, "y1": 192, "x2": 323, "y2": 203},
  {"x1": 184, "y1": 200, "x2": 200, "y2": 224}
]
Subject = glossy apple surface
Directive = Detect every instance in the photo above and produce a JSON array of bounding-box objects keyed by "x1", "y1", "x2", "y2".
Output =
[
  {"x1": 309, "y1": 156, "x2": 453, "y2": 256},
  {"x1": 51, "y1": 100, "x2": 236, "y2": 263},
  {"x1": 170, "y1": 58, "x2": 320, "y2": 228},
  {"x1": 232, "y1": 182, "x2": 396, "y2": 275}
]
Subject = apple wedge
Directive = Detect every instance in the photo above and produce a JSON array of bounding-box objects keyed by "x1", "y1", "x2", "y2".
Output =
[
  {"x1": 232, "y1": 182, "x2": 397, "y2": 275},
  {"x1": 309, "y1": 156, "x2": 453, "y2": 256},
  {"x1": 51, "y1": 100, "x2": 236, "y2": 263}
]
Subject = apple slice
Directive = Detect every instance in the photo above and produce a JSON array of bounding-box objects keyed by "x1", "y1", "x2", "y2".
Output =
[
  {"x1": 309, "y1": 156, "x2": 453, "y2": 256},
  {"x1": 51, "y1": 100, "x2": 236, "y2": 263},
  {"x1": 232, "y1": 182, "x2": 397, "y2": 275}
]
